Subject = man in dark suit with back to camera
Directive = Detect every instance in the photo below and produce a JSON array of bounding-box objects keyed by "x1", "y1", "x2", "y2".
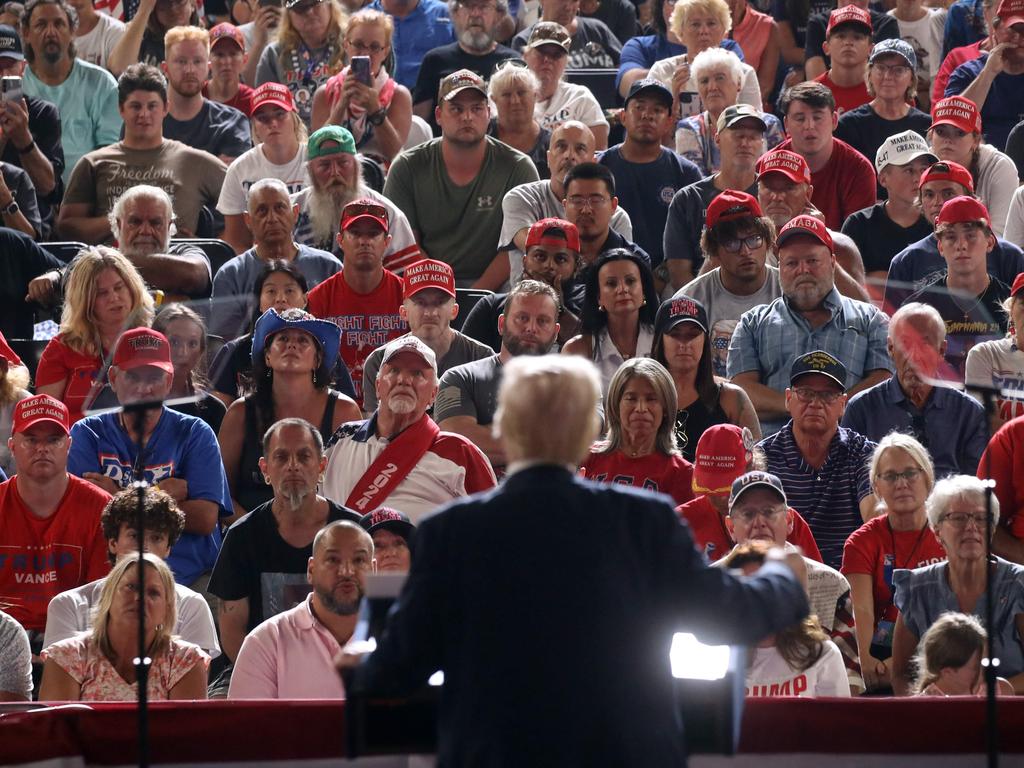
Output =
[{"x1": 339, "y1": 354, "x2": 809, "y2": 767}]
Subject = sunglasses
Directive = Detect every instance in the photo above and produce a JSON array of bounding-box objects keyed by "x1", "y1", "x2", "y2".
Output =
[{"x1": 343, "y1": 202, "x2": 389, "y2": 224}]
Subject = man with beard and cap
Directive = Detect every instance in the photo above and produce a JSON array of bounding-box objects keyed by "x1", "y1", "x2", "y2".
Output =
[
  {"x1": 435, "y1": 279, "x2": 561, "y2": 471},
  {"x1": 291, "y1": 124, "x2": 419, "y2": 271},
  {"x1": 229, "y1": 520, "x2": 372, "y2": 698}
]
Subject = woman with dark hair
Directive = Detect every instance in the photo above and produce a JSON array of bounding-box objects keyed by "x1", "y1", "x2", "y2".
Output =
[
  {"x1": 218, "y1": 308, "x2": 361, "y2": 520},
  {"x1": 650, "y1": 295, "x2": 759, "y2": 461},
  {"x1": 562, "y1": 248, "x2": 659, "y2": 394},
  {"x1": 153, "y1": 304, "x2": 227, "y2": 434}
]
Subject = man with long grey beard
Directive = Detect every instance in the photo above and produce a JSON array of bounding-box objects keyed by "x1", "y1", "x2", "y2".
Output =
[{"x1": 291, "y1": 125, "x2": 420, "y2": 271}]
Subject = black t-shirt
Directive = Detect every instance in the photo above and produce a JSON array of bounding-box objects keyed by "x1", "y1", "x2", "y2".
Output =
[
  {"x1": 581, "y1": 0, "x2": 639, "y2": 49},
  {"x1": 841, "y1": 202, "x2": 933, "y2": 275},
  {"x1": 208, "y1": 498, "x2": 360, "y2": 632},
  {"x1": 163, "y1": 99, "x2": 253, "y2": 160},
  {"x1": 663, "y1": 175, "x2": 758, "y2": 272},
  {"x1": 2, "y1": 227, "x2": 62, "y2": 339},
  {"x1": 512, "y1": 18, "x2": 623, "y2": 68},
  {"x1": 804, "y1": 9, "x2": 900, "y2": 67},
  {"x1": 1, "y1": 162, "x2": 41, "y2": 237},
  {"x1": 835, "y1": 104, "x2": 933, "y2": 183},
  {"x1": 171, "y1": 391, "x2": 227, "y2": 434},
  {"x1": 1004, "y1": 118, "x2": 1024, "y2": 181},
  {"x1": 1, "y1": 95, "x2": 64, "y2": 237},
  {"x1": 487, "y1": 118, "x2": 551, "y2": 179}
]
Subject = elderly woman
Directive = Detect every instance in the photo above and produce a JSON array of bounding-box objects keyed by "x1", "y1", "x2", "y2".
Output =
[
  {"x1": 648, "y1": 0, "x2": 761, "y2": 124},
  {"x1": 674, "y1": 47, "x2": 783, "y2": 179},
  {"x1": 579, "y1": 358, "x2": 695, "y2": 506},
  {"x1": 488, "y1": 61, "x2": 552, "y2": 180},
  {"x1": 913, "y1": 612, "x2": 1014, "y2": 696},
  {"x1": 562, "y1": 248, "x2": 660, "y2": 394},
  {"x1": 312, "y1": 9, "x2": 412, "y2": 163},
  {"x1": 219, "y1": 308, "x2": 361, "y2": 520},
  {"x1": 966, "y1": 285, "x2": 1024, "y2": 428},
  {"x1": 39, "y1": 555, "x2": 209, "y2": 701},
  {"x1": 841, "y1": 433, "x2": 947, "y2": 692},
  {"x1": 891, "y1": 475, "x2": 1024, "y2": 695},
  {"x1": 36, "y1": 247, "x2": 155, "y2": 424}
]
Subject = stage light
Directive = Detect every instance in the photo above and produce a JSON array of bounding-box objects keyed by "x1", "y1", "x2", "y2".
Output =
[{"x1": 669, "y1": 633, "x2": 731, "y2": 680}]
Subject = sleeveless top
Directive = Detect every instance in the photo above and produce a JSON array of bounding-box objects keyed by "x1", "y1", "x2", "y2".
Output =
[
  {"x1": 592, "y1": 324, "x2": 655, "y2": 395},
  {"x1": 236, "y1": 391, "x2": 341, "y2": 513},
  {"x1": 674, "y1": 385, "x2": 729, "y2": 463}
]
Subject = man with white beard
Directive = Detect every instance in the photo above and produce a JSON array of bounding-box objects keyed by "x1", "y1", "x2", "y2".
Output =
[
  {"x1": 322, "y1": 336, "x2": 496, "y2": 523},
  {"x1": 291, "y1": 125, "x2": 420, "y2": 271}
]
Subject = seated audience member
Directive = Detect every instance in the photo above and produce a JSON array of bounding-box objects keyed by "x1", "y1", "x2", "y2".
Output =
[
  {"x1": 219, "y1": 83, "x2": 310, "y2": 254},
  {"x1": 674, "y1": 50, "x2": 783, "y2": 178},
  {"x1": 520, "y1": 23, "x2": 609, "y2": 149},
  {"x1": 21, "y1": 0, "x2": 120, "y2": 186},
  {"x1": 812, "y1": 5, "x2": 872, "y2": 116},
  {"x1": 203, "y1": 23, "x2": 254, "y2": 116},
  {"x1": 0, "y1": 347, "x2": 30, "y2": 477},
  {"x1": 758, "y1": 351, "x2": 879, "y2": 570},
  {"x1": 43, "y1": 487, "x2": 219, "y2": 658},
  {"x1": 36, "y1": 248, "x2": 155, "y2": 424},
  {"x1": 966, "y1": 274, "x2": 1024, "y2": 426},
  {"x1": 927, "y1": 96, "x2": 1016, "y2": 237},
  {"x1": 323, "y1": 336, "x2": 497, "y2": 523},
  {"x1": 976, "y1": 402, "x2": 1024, "y2": 565},
  {"x1": 913, "y1": 612, "x2": 1015, "y2": 696},
  {"x1": 599, "y1": 78, "x2": 701, "y2": 267},
  {"x1": 39, "y1": 554, "x2": 209, "y2": 701},
  {"x1": 722, "y1": 540, "x2": 851, "y2": 698},
  {"x1": 903, "y1": 196, "x2": 1010, "y2": 377},
  {"x1": 775, "y1": 82, "x2": 876, "y2": 231},
  {"x1": 358, "y1": 507, "x2": 414, "y2": 572},
  {"x1": 465, "y1": 218, "x2": 584, "y2": 352},
  {"x1": 0, "y1": 395, "x2": 110, "y2": 640},
  {"x1": 841, "y1": 131, "x2": 935, "y2": 283},
  {"x1": 843, "y1": 303, "x2": 986, "y2": 475},
  {"x1": 152, "y1": 304, "x2": 227, "y2": 434},
  {"x1": 210, "y1": 418, "x2": 360, "y2": 667},
  {"x1": 842, "y1": 434, "x2": 947, "y2": 693},
  {"x1": 579, "y1": 358, "x2": 695, "y2": 506},
  {"x1": 68, "y1": 328, "x2": 233, "y2": 589},
  {"x1": 726, "y1": 0, "x2": 778, "y2": 99},
  {"x1": 886, "y1": 161, "x2": 1024, "y2": 308},
  {"x1": 677, "y1": 424, "x2": 821, "y2": 562},
  {"x1": 228, "y1": 521, "x2": 370, "y2": 699},
  {"x1": 0, "y1": 610, "x2": 30, "y2": 701},
  {"x1": 312, "y1": 9, "x2": 412, "y2": 163},
  {"x1": 161, "y1": 26, "x2": 252, "y2": 164},
  {"x1": 0, "y1": 156, "x2": 42, "y2": 239},
  {"x1": 488, "y1": 62, "x2": 551, "y2": 180},
  {"x1": 212, "y1": 178, "x2": 340, "y2": 341},
  {"x1": 355, "y1": 0, "x2": 453, "y2": 91},
  {"x1": 651, "y1": 295, "x2": 760, "y2": 461},
  {"x1": 0, "y1": 229, "x2": 64, "y2": 342},
  {"x1": 835, "y1": 40, "x2": 932, "y2": 174},
  {"x1": 58, "y1": 63, "x2": 227, "y2": 245},
  {"x1": 675, "y1": 190, "x2": 780, "y2": 377},
  {"x1": 292, "y1": 125, "x2": 418, "y2": 268},
  {"x1": 384, "y1": 69, "x2": 539, "y2": 289},
  {"x1": 804, "y1": 0, "x2": 900, "y2": 81},
  {"x1": 888, "y1": 0, "x2": 945, "y2": 111},
  {"x1": 728, "y1": 217, "x2": 892, "y2": 436},
  {"x1": 563, "y1": 250, "x2": 659, "y2": 394},
  {"x1": 512, "y1": 0, "x2": 621, "y2": 70},
  {"x1": 933, "y1": 0, "x2": 995, "y2": 108},
  {"x1": 107, "y1": 0, "x2": 200, "y2": 73},
  {"x1": 364, "y1": 258, "x2": 493, "y2": 413},
  {"x1": 305, "y1": 199, "x2": 407, "y2": 407},
  {"x1": 581, "y1": 0, "x2": 636, "y2": 44},
  {"x1": 219, "y1": 309, "x2": 361, "y2": 519},
  {"x1": 892, "y1": 475, "x2": 1024, "y2": 694},
  {"x1": 437, "y1": 280, "x2": 561, "y2": 470},
  {"x1": 664, "y1": 105, "x2": 764, "y2": 289}
]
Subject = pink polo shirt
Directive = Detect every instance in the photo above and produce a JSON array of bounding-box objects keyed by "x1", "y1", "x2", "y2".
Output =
[{"x1": 228, "y1": 595, "x2": 348, "y2": 699}]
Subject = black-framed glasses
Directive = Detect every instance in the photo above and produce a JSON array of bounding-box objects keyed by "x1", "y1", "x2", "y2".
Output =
[
  {"x1": 720, "y1": 234, "x2": 764, "y2": 253},
  {"x1": 792, "y1": 387, "x2": 842, "y2": 405}
]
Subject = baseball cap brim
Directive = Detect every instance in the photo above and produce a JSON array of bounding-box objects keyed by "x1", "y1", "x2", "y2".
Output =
[
  {"x1": 731, "y1": 480, "x2": 786, "y2": 506},
  {"x1": 626, "y1": 83, "x2": 673, "y2": 107},
  {"x1": 342, "y1": 212, "x2": 388, "y2": 231},
  {"x1": 776, "y1": 225, "x2": 830, "y2": 249},
  {"x1": 115, "y1": 358, "x2": 175, "y2": 375},
  {"x1": 254, "y1": 96, "x2": 294, "y2": 113},
  {"x1": 757, "y1": 165, "x2": 805, "y2": 184},
  {"x1": 722, "y1": 114, "x2": 767, "y2": 132},
  {"x1": 526, "y1": 38, "x2": 570, "y2": 51},
  {"x1": 790, "y1": 368, "x2": 845, "y2": 389},
  {"x1": 879, "y1": 148, "x2": 937, "y2": 171},
  {"x1": 1001, "y1": 12, "x2": 1024, "y2": 25},
  {"x1": 211, "y1": 35, "x2": 244, "y2": 50},
  {"x1": 443, "y1": 83, "x2": 488, "y2": 101},
  {"x1": 662, "y1": 315, "x2": 708, "y2": 335}
]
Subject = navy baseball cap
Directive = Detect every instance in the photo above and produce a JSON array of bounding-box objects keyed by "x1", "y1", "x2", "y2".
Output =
[
  {"x1": 729, "y1": 470, "x2": 788, "y2": 508},
  {"x1": 789, "y1": 350, "x2": 848, "y2": 389}
]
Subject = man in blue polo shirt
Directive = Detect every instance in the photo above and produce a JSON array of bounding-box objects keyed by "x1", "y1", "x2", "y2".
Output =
[{"x1": 370, "y1": 0, "x2": 455, "y2": 89}]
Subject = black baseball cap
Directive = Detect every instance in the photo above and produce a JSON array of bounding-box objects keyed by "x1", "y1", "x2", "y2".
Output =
[
  {"x1": 0, "y1": 25, "x2": 23, "y2": 61},
  {"x1": 789, "y1": 350, "x2": 848, "y2": 389},
  {"x1": 624, "y1": 77, "x2": 673, "y2": 109},
  {"x1": 359, "y1": 507, "x2": 415, "y2": 542},
  {"x1": 654, "y1": 296, "x2": 709, "y2": 336}
]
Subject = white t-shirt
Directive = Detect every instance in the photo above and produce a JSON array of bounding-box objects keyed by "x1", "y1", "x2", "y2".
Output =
[
  {"x1": 217, "y1": 142, "x2": 310, "y2": 215},
  {"x1": 74, "y1": 13, "x2": 126, "y2": 71},
  {"x1": 746, "y1": 640, "x2": 850, "y2": 698},
  {"x1": 887, "y1": 7, "x2": 946, "y2": 109},
  {"x1": 966, "y1": 336, "x2": 1024, "y2": 421},
  {"x1": 535, "y1": 81, "x2": 609, "y2": 133}
]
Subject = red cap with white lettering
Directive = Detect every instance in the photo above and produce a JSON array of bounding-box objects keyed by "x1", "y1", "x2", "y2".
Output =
[
  {"x1": 113, "y1": 328, "x2": 174, "y2": 374},
  {"x1": 931, "y1": 95, "x2": 982, "y2": 135},
  {"x1": 756, "y1": 149, "x2": 812, "y2": 185},
  {"x1": 12, "y1": 394, "x2": 70, "y2": 436}
]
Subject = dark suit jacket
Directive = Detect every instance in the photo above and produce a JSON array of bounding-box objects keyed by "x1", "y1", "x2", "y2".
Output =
[{"x1": 351, "y1": 465, "x2": 809, "y2": 767}]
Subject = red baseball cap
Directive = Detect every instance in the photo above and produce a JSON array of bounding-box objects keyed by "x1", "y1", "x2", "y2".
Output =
[
  {"x1": 341, "y1": 198, "x2": 389, "y2": 232},
  {"x1": 691, "y1": 424, "x2": 755, "y2": 496},
  {"x1": 826, "y1": 4, "x2": 872, "y2": 35},
  {"x1": 113, "y1": 328, "x2": 174, "y2": 374},
  {"x1": 210, "y1": 22, "x2": 246, "y2": 52},
  {"x1": 403, "y1": 258, "x2": 456, "y2": 299},
  {"x1": 1012, "y1": 272, "x2": 1024, "y2": 297},
  {"x1": 252, "y1": 82, "x2": 295, "y2": 114},
  {"x1": 706, "y1": 190, "x2": 763, "y2": 228},
  {"x1": 525, "y1": 217, "x2": 581, "y2": 252},
  {"x1": 12, "y1": 394, "x2": 70, "y2": 436},
  {"x1": 918, "y1": 160, "x2": 975, "y2": 193},
  {"x1": 756, "y1": 149, "x2": 812, "y2": 185},
  {"x1": 935, "y1": 195, "x2": 992, "y2": 228},
  {"x1": 931, "y1": 95, "x2": 982, "y2": 135},
  {"x1": 998, "y1": 0, "x2": 1024, "y2": 27},
  {"x1": 776, "y1": 214, "x2": 835, "y2": 252}
]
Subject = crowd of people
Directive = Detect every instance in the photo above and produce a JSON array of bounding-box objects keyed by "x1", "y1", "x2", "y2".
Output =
[{"x1": 0, "y1": 0, "x2": 1023, "y2": 713}]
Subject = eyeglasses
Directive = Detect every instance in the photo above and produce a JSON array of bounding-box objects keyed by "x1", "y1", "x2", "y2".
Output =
[
  {"x1": 730, "y1": 506, "x2": 786, "y2": 524},
  {"x1": 872, "y1": 63, "x2": 911, "y2": 78},
  {"x1": 347, "y1": 40, "x2": 386, "y2": 54},
  {"x1": 942, "y1": 512, "x2": 989, "y2": 529},
  {"x1": 720, "y1": 234, "x2": 764, "y2": 253},
  {"x1": 876, "y1": 468, "x2": 924, "y2": 484},
  {"x1": 566, "y1": 195, "x2": 609, "y2": 210},
  {"x1": 792, "y1": 387, "x2": 842, "y2": 405}
]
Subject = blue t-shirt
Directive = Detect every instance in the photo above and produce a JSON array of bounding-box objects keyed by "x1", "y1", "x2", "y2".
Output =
[
  {"x1": 597, "y1": 145, "x2": 701, "y2": 266},
  {"x1": 369, "y1": 0, "x2": 455, "y2": 89},
  {"x1": 946, "y1": 56, "x2": 1024, "y2": 151},
  {"x1": 615, "y1": 37, "x2": 744, "y2": 90},
  {"x1": 943, "y1": 0, "x2": 987, "y2": 58},
  {"x1": 67, "y1": 408, "x2": 233, "y2": 586}
]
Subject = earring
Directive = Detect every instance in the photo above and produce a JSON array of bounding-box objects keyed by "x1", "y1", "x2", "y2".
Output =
[
  {"x1": 312, "y1": 369, "x2": 320, "y2": 387},
  {"x1": 265, "y1": 367, "x2": 272, "y2": 379},
  {"x1": 263, "y1": 475, "x2": 272, "y2": 485}
]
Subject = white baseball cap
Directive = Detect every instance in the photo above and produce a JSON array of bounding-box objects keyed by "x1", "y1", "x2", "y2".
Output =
[{"x1": 875, "y1": 130, "x2": 937, "y2": 174}]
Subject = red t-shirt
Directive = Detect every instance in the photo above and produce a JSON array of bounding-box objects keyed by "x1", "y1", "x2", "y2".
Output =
[
  {"x1": 979, "y1": 416, "x2": 1024, "y2": 537},
  {"x1": 776, "y1": 137, "x2": 876, "y2": 231},
  {"x1": 202, "y1": 82, "x2": 256, "y2": 117},
  {"x1": 579, "y1": 450, "x2": 695, "y2": 507},
  {"x1": 35, "y1": 336, "x2": 105, "y2": 425},
  {"x1": 0, "y1": 475, "x2": 112, "y2": 631},
  {"x1": 676, "y1": 494, "x2": 824, "y2": 563},
  {"x1": 813, "y1": 72, "x2": 871, "y2": 117},
  {"x1": 0, "y1": 330, "x2": 23, "y2": 367},
  {"x1": 840, "y1": 514, "x2": 946, "y2": 628},
  {"x1": 305, "y1": 271, "x2": 407, "y2": 407}
]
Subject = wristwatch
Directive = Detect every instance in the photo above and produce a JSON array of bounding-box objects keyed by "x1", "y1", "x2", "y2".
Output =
[
  {"x1": 368, "y1": 108, "x2": 388, "y2": 126},
  {"x1": 2, "y1": 199, "x2": 19, "y2": 216}
]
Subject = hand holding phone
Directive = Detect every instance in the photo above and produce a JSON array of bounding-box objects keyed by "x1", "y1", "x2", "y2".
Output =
[{"x1": 350, "y1": 56, "x2": 372, "y2": 86}]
